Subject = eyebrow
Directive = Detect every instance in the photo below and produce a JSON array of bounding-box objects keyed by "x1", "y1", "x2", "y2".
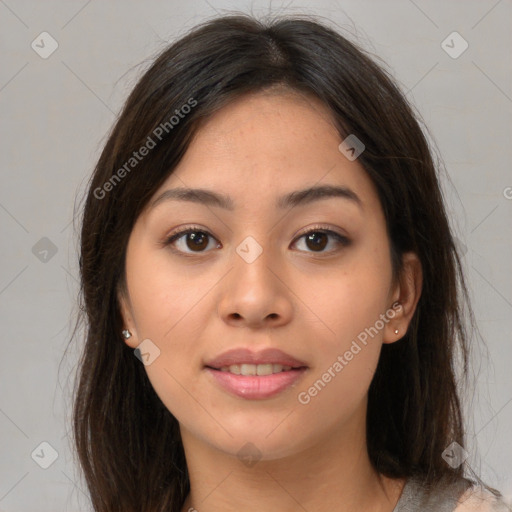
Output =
[{"x1": 149, "y1": 184, "x2": 363, "y2": 211}]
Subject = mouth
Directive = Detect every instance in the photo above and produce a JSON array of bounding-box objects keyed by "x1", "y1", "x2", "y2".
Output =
[
  {"x1": 207, "y1": 363, "x2": 305, "y2": 375},
  {"x1": 204, "y1": 347, "x2": 309, "y2": 399}
]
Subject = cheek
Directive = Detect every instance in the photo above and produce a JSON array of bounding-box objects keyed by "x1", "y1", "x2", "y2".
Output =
[
  {"x1": 124, "y1": 244, "x2": 215, "y2": 393},
  {"x1": 124, "y1": 247, "x2": 213, "y2": 419},
  {"x1": 302, "y1": 242, "x2": 392, "y2": 348},
  {"x1": 296, "y1": 243, "x2": 392, "y2": 401},
  {"x1": 126, "y1": 244, "x2": 205, "y2": 337}
]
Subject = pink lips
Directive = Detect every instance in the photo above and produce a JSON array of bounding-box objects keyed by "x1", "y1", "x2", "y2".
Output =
[{"x1": 204, "y1": 347, "x2": 308, "y2": 400}]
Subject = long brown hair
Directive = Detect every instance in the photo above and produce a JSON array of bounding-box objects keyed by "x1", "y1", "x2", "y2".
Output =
[{"x1": 70, "y1": 13, "x2": 495, "y2": 511}]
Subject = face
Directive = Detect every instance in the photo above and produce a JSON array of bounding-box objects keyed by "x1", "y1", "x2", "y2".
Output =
[{"x1": 119, "y1": 89, "x2": 420, "y2": 461}]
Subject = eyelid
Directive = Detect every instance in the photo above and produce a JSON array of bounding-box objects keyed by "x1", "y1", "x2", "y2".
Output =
[
  {"x1": 294, "y1": 223, "x2": 349, "y2": 241},
  {"x1": 165, "y1": 224, "x2": 212, "y2": 241}
]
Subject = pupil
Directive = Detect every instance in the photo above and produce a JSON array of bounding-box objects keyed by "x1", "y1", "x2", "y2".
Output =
[
  {"x1": 188, "y1": 232, "x2": 208, "y2": 251},
  {"x1": 306, "y1": 232, "x2": 327, "y2": 251}
]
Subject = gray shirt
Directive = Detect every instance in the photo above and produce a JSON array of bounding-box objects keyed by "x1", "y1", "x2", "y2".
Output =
[{"x1": 392, "y1": 476, "x2": 512, "y2": 511}]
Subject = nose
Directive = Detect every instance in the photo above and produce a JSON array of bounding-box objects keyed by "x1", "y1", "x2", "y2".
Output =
[{"x1": 216, "y1": 242, "x2": 294, "y2": 329}]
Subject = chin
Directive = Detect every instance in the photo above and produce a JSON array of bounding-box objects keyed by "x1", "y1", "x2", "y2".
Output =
[{"x1": 184, "y1": 414, "x2": 316, "y2": 463}]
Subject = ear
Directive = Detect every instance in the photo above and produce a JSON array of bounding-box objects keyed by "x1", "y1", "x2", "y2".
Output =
[
  {"x1": 117, "y1": 286, "x2": 139, "y2": 348},
  {"x1": 383, "y1": 251, "x2": 423, "y2": 344}
]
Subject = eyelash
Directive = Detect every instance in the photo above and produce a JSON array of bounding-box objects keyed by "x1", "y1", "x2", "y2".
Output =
[{"x1": 162, "y1": 224, "x2": 351, "y2": 257}]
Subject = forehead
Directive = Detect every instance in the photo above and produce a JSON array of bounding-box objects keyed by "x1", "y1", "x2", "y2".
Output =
[
  {"x1": 150, "y1": 90, "x2": 380, "y2": 215},
  {"x1": 185, "y1": 89, "x2": 339, "y2": 168}
]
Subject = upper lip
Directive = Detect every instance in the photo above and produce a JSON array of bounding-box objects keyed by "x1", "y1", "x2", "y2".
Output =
[{"x1": 205, "y1": 348, "x2": 308, "y2": 369}]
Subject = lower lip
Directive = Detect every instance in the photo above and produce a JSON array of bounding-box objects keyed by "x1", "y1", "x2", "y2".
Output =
[{"x1": 205, "y1": 367, "x2": 307, "y2": 399}]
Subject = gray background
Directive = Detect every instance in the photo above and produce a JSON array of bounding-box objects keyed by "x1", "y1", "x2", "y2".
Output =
[{"x1": 0, "y1": 0, "x2": 511, "y2": 510}]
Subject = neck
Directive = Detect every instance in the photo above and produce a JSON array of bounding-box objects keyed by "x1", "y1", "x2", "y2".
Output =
[{"x1": 179, "y1": 408, "x2": 405, "y2": 512}]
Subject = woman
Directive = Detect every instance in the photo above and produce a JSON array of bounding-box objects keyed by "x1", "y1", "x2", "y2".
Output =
[{"x1": 71, "y1": 13, "x2": 510, "y2": 512}]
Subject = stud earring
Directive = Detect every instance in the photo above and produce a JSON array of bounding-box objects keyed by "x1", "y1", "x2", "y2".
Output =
[
  {"x1": 394, "y1": 329, "x2": 399, "y2": 334},
  {"x1": 122, "y1": 329, "x2": 132, "y2": 339}
]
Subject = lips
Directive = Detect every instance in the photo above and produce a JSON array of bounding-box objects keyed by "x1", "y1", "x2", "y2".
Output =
[
  {"x1": 204, "y1": 347, "x2": 308, "y2": 399},
  {"x1": 205, "y1": 347, "x2": 308, "y2": 370}
]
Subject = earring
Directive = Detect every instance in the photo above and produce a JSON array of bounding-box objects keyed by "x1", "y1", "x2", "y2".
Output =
[
  {"x1": 394, "y1": 329, "x2": 399, "y2": 334},
  {"x1": 122, "y1": 329, "x2": 132, "y2": 339}
]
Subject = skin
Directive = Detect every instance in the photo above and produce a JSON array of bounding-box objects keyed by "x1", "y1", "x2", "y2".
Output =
[{"x1": 119, "y1": 88, "x2": 423, "y2": 512}]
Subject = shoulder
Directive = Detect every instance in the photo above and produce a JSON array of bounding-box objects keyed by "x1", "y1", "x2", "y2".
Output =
[
  {"x1": 393, "y1": 475, "x2": 511, "y2": 512},
  {"x1": 454, "y1": 484, "x2": 512, "y2": 512}
]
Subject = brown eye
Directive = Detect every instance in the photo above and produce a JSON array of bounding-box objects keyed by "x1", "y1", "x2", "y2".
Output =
[
  {"x1": 184, "y1": 231, "x2": 209, "y2": 251},
  {"x1": 304, "y1": 232, "x2": 329, "y2": 251},
  {"x1": 164, "y1": 227, "x2": 219, "y2": 254},
  {"x1": 164, "y1": 225, "x2": 350, "y2": 257},
  {"x1": 292, "y1": 228, "x2": 350, "y2": 254}
]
